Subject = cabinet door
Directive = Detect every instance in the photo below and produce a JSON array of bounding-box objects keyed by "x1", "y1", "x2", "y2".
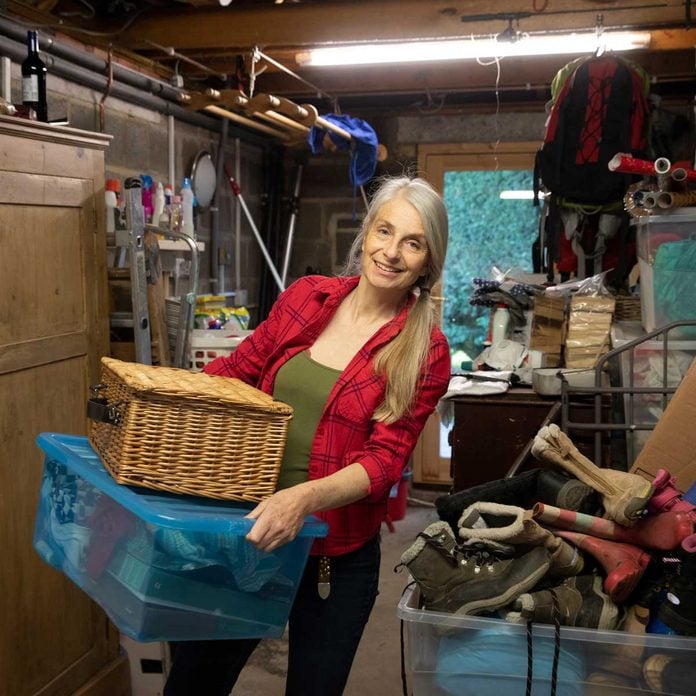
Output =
[{"x1": 0, "y1": 119, "x2": 128, "y2": 696}]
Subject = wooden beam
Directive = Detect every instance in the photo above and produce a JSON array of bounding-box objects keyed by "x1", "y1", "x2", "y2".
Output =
[{"x1": 121, "y1": 0, "x2": 689, "y2": 51}]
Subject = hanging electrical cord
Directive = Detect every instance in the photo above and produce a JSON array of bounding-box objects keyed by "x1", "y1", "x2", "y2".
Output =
[
  {"x1": 144, "y1": 39, "x2": 227, "y2": 82},
  {"x1": 98, "y1": 44, "x2": 113, "y2": 133},
  {"x1": 250, "y1": 45, "x2": 338, "y2": 108}
]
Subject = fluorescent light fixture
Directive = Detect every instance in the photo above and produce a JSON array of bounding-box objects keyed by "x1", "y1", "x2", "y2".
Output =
[
  {"x1": 499, "y1": 190, "x2": 547, "y2": 200},
  {"x1": 296, "y1": 32, "x2": 651, "y2": 67}
]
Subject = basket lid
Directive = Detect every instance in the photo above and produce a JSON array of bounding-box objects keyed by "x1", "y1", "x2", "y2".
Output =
[{"x1": 100, "y1": 357, "x2": 293, "y2": 415}]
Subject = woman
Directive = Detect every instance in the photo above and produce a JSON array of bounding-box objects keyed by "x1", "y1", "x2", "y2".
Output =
[{"x1": 164, "y1": 175, "x2": 450, "y2": 696}]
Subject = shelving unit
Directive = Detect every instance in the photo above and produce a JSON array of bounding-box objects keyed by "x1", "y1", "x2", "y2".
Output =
[{"x1": 562, "y1": 320, "x2": 696, "y2": 469}]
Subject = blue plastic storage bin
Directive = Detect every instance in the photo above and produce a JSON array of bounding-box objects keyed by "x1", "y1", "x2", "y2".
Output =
[{"x1": 33, "y1": 432, "x2": 328, "y2": 642}]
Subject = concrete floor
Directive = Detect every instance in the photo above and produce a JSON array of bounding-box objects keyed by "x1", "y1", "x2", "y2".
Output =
[{"x1": 231, "y1": 499, "x2": 441, "y2": 696}]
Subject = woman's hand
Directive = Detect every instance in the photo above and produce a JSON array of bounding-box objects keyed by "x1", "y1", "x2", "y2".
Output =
[
  {"x1": 245, "y1": 464, "x2": 371, "y2": 552},
  {"x1": 245, "y1": 486, "x2": 312, "y2": 552}
]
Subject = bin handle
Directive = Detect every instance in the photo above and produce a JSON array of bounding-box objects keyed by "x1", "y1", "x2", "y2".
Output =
[{"x1": 86, "y1": 384, "x2": 122, "y2": 425}]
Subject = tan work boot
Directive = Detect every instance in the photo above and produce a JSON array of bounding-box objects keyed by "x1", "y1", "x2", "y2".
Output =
[{"x1": 531, "y1": 424, "x2": 653, "y2": 526}]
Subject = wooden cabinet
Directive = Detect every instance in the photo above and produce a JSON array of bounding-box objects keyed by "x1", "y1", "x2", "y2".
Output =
[
  {"x1": 450, "y1": 389, "x2": 610, "y2": 492},
  {"x1": 0, "y1": 117, "x2": 129, "y2": 695},
  {"x1": 450, "y1": 390, "x2": 560, "y2": 491}
]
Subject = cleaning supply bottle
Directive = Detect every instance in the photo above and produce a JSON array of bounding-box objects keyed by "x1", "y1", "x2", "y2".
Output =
[
  {"x1": 105, "y1": 187, "x2": 118, "y2": 240},
  {"x1": 105, "y1": 178, "x2": 121, "y2": 236},
  {"x1": 491, "y1": 304, "x2": 510, "y2": 345},
  {"x1": 170, "y1": 194, "x2": 183, "y2": 233},
  {"x1": 140, "y1": 175, "x2": 154, "y2": 223},
  {"x1": 153, "y1": 181, "x2": 165, "y2": 227},
  {"x1": 180, "y1": 177, "x2": 195, "y2": 238}
]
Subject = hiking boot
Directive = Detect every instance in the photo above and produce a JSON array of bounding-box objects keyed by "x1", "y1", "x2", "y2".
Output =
[
  {"x1": 399, "y1": 521, "x2": 552, "y2": 616},
  {"x1": 531, "y1": 424, "x2": 653, "y2": 527},
  {"x1": 458, "y1": 501, "x2": 583, "y2": 578},
  {"x1": 503, "y1": 574, "x2": 619, "y2": 629},
  {"x1": 657, "y1": 549, "x2": 696, "y2": 635},
  {"x1": 643, "y1": 654, "x2": 696, "y2": 694},
  {"x1": 554, "y1": 530, "x2": 651, "y2": 603},
  {"x1": 649, "y1": 469, "x2": 696, "y2": 517},
  {"x1": 533, "y1": 502, "x2": 694, "y2": 551},
  {"x1": 434, "y1": 467, "x2": 599, "y2": 533}
]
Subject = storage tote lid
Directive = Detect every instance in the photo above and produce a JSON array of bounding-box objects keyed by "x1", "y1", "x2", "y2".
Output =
[
  {"x1": 36, "y1": 432, "x2": 327, "y2": 538},
  {"x1": 100, "y1": 357, "x2": 293, "y2": 415}
]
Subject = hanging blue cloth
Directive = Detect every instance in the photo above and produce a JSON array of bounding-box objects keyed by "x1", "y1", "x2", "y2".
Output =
[{"x1": 308, "y1": 113, "x2": 378, "y2": 187}]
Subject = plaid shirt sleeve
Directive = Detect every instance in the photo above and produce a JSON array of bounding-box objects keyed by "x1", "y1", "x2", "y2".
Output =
[{"x1": 347, "y1": 330, "x2": 451, "y2": 502}]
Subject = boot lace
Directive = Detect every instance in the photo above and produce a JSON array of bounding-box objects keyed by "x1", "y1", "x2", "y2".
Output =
[{"x1": 455, "y1": 542, "x2": 505, "y2": 573}]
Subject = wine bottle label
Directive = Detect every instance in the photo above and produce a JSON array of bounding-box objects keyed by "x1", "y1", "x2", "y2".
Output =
[{"x1": 22, "y1": 76, "x2": 39, "y2": 102}]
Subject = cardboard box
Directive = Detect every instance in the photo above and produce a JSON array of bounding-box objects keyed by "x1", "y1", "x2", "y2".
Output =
[
  {"x1": 529, "y1": 295, "x2": 566, "y2": 353},
  {"x1": 631, "y1": 358, "x2": 696, "y2": 491}
]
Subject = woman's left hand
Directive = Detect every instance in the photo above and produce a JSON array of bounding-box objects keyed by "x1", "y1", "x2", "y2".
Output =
[{"x1": 245, "y1": 486, "x2": 312, "y2": 552}]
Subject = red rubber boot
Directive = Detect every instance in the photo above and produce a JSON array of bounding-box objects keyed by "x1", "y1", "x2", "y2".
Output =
[{"x1": 554, "y1": 530, "x2": 651, "y2": 603}]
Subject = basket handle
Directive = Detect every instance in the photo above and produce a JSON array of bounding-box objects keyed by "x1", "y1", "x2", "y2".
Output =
[{"x1": 86, "y1": 384, "x2": 122, "y2": 425}]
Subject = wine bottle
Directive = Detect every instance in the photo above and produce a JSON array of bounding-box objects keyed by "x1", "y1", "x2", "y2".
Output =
[{"x1": 21, "y1": 30, "x2": 48, "y2": 122}]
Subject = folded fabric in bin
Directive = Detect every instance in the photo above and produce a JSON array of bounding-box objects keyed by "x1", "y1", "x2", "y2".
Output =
[
  {"x1": 654, "y1": 240, "x2": 696, "y2": 337},
  {"x1": 436, "y1": 627, "x2": 585, "y2": 696}
]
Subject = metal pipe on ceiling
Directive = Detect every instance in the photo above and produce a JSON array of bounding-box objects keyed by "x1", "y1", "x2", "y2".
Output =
[
  {"x1": 0, "y1": 32, "x2": 217, "y2": 129},
  {"x1": 0, "y1": 16, "x2": 183, "y2": 102},
  {"x1": 0, "y1": 18, "x2": 271, "y2": 143}
]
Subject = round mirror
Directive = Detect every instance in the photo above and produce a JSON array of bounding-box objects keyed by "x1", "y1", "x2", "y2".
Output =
[{"x1": 190, "y1": 151, "x2": 217, "y2": 208}]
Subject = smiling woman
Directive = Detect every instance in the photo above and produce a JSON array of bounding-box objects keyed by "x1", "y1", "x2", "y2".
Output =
[
  {"x1": 360, "y1": 198, "x2": 430, "y2": 295},
  {"x1": 164, "y1": 176, "x2": 451, "y2": 696}
]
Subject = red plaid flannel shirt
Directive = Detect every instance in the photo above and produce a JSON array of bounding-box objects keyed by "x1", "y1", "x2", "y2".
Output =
[{"x1": 204, "y1": 275, "x2": 450, "y2": 555}]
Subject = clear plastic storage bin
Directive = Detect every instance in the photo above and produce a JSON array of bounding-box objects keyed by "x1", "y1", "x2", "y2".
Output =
[
  {"x1": 397, "y1": 584, "x2": 696, "y2": 696},
  {"x1": 611, "y1": 320, "x2": 696, "y2": 464},
  {"x1": 34, "y1": 433, "x2": 327, "y2": 642},
  {"x1": 636, "y1": 210, "x2": 696, "y2": 337}
]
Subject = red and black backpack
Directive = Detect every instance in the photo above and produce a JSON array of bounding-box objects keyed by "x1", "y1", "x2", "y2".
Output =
[{"x1": 534, "y1": 54, "x2": 651, "y2": 206}]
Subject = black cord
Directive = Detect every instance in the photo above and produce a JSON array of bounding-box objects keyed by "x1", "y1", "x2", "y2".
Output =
[
  {"x1": 399, "y1": 581, "x2": 417, "y2": 696},
  {"x1": 525, "y1": 621, "x2": 534, "y2": 696},
  {"x1": 550, "y1": 590, "x2": 561, "y2": 696},
  {"x1": 400, "y1": 617, "x2": 408, "y2": 696}
]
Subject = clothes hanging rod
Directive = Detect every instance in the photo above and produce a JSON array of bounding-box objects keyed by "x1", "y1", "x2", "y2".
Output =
[
  {"x1": 205, "y1": 88, "x2": 310, "y2": 135},
  {"x1": 204, "y1": 104, "x2": 290, "y2": 140},
  {"x1": 182, "y1": 88, "x2": 352, "y2": 143}
]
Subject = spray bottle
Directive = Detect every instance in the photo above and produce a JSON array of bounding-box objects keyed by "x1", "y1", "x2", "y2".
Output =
[
  {"x1": 180, "y1": 176, "x2": 195, "y2": 238},
  {"x1": 140, "y1": 175, "x2": 154, "y2": 223},
  {"x1": 153, "y1": 181, "x2": 165, "y2": 227}
]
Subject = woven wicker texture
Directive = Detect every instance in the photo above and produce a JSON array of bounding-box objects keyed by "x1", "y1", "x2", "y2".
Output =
[
  {"x1": 89, "y1": 358, "x2": 293, "y2": 502},
  {"x1": 614, "y1": 296, "x2": 642, "y2": 322}
]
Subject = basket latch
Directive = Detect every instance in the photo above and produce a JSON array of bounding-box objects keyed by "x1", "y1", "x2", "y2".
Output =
[{"x1": 87, "y1": 384, "x2": 122, "y2": 425}]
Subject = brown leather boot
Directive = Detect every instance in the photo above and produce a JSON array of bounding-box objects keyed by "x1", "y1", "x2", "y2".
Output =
[{"x1": 554, "y1": 530, "x2": 651, "y2": 603}]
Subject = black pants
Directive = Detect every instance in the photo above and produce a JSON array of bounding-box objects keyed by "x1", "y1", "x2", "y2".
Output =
[{"x1": 164, "y1": 535, "x2": 381, "y2": 696}]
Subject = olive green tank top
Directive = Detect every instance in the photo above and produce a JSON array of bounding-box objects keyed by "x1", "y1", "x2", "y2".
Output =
[{"x1": 272, "y1": 350, "x2": 342, "y2": 491}]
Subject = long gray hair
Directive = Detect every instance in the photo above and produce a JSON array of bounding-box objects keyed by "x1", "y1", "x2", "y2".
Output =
[{"x1": 344, "y1": 176, "x2": 449, "y2": 423}]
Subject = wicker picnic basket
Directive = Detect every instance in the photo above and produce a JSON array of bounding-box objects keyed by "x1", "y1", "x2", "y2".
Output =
[{"x1": 87, "y1": 357, "x2": 293, "y2": 502}]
